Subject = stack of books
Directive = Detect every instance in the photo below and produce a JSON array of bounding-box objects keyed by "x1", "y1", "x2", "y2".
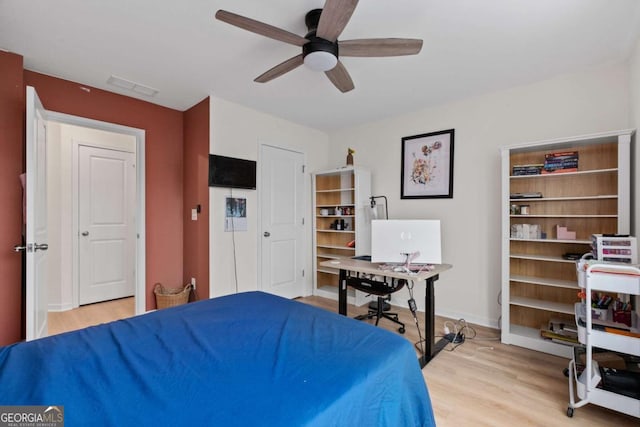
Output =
[
  {"x1": 512, "y1": 164, "x2": 543, "y2": 176},
  {"x1": 542, "y1": 151, "x2": 578, "y2": 174}
]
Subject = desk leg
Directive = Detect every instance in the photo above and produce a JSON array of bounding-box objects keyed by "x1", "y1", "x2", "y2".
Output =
[
  {"x1": 420, "y1": 274, "x2": 448, "y2": 368},
  {"x1": 338, "y1": 269, "x2": 347, "y2": 316}
]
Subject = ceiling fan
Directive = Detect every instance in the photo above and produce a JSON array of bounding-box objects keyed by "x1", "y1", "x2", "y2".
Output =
[{"x1": 215, "y1": 0, "x2": 423, "y2": 93}]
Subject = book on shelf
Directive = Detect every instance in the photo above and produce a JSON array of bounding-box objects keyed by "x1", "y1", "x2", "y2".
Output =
[
  {"x1": 541, "y1": 318, "x2": 579, "y2": 345},
  {"x1": 542, "y1": 151, "x2": 579, "y2": 174},
  {"x1": 510, "y1": 192, "x2": 543, "y2": 199},
  {"x1": 540, "y1": 327, "x2": 579, "y2": 345},
  {"x1": 544, "y1": 158, "x2": 578, "y2": 166},
  {"x1": 512, "y1": 164, "x2": 543, "y2": 176},
  {"x1": 544, "y1": 151, "x2": 579, "y2": 160}
]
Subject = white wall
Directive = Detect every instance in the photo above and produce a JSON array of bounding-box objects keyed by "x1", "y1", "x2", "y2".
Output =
[
  {"x1": 46, "y1": 123, "x2": 136, "y2": 311},
  {"x1": 329, "y1": 61, "x2": 631, "y2": 327},
  {"x1": 209, "y1": 97, "x2": 330, "y2": 297}
]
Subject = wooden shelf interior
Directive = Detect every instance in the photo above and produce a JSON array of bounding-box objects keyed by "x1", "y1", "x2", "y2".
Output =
[
  {"x1": 510, "y1": 240, "x2": 591, "y2": 257},
  {"x1": 316, "y1": 216, "x2": 354, "y2": 232},
  {"x1": 316, "y1": 271, "x2": 339, "y2": 290},
  {"x1": 510, "y1": 305, "x2": 576, "y2": 330},
  {"x1": 510, "y1": 257, "x2": 580, "y2": 283},
  {"x1": 510, "y1": 217, "x2": 618, "y2": 240},
  {"x1": 510, "y1": 171, "x2": 617, "y2": 198},
  {"x1": 510, "y1": 198, "x2": 617, "y2": 216},
  {"x1": 315, "y1": 172, "x2": 354, "y2": 207},
  {"x1": 509, "y1": 142, "x2": 618, "y2": 172},
  {"x1": 316, "y1": 230, "x2": 354, "y2": 248},
  {"x1": 317, "y1": 246, "x2": 354, "y2": 258},
  {"x1": 506, "y1": 139, "x2": 624, "y2": 341},
  {"x1": 314, "y1": 169, "x2": 365, "y2": 296}
]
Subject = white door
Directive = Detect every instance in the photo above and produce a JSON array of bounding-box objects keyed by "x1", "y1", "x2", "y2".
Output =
[
  {"x1": 24, "y1": 86, "x2": 49, "y2": 341},
  {"x1": 260, "y1": 145, "x2": 305, "y2": 299},
  {"x1": 78, "y1": 145, "x2": 136, "y2": 305}
]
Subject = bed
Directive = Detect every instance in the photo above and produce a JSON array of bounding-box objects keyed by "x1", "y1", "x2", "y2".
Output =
[{"x1": 0, "y1": 291, "x2": 434, "y2": 426}]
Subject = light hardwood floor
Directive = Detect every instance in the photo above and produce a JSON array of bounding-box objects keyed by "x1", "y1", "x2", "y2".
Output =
[
  {"x1": 48, "y1": 295, "x2": 637, "y2": 426},
  {"x1": 47, "y1": 297, "x2": 135, "y2": 335}
]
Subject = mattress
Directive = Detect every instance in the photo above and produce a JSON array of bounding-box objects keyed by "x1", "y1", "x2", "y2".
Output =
[{"x1": 0, "y1": 291, "x2": 434, "y2": 426}]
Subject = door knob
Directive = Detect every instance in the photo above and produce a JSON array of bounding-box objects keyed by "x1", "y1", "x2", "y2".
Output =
[
  {"x1": 82, "y1": 231, "x2": 89, "y2": 236},
  {"x1": 264, "y1": 231, "x2": 271, "y2": 237},
  {"x1": 14, "y1": 243, "x2": 48, "y2": 252}
]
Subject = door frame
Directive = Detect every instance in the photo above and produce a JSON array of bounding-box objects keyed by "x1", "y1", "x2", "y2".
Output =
[
  {"x1": 47, "y1": 111, "x2": 146, "y2": 316},
  {"x1": 257, "y1": 143, "x2": 309, "y2": 297}
]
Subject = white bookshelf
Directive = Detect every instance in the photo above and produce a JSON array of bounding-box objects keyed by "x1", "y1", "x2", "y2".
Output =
[
  {"x1": 312, "y1": 166, "x2": 371, "y2": 306},
  {"x1": 500, "y1": 129, "x2": 633, "y2": 357}
]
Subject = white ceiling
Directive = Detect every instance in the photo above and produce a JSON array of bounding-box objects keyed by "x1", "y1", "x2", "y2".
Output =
[{"x1": 2, "y1": 0, "x2": 640, "y2": 132}]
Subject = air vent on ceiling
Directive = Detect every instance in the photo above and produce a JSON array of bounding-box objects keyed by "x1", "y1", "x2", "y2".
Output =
[{"x1": 107, "y1": 75, "x2": 158, "y2": 97}]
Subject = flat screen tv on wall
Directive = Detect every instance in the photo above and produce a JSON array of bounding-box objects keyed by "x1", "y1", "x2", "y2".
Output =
[{"x1": 208, "y1": 154, "x2": 257, "y2": 190}]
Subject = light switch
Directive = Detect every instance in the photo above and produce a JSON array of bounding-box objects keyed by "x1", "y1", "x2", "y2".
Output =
[{"x1": 191, "y1": 208, "x2": 198, "y2": 221}]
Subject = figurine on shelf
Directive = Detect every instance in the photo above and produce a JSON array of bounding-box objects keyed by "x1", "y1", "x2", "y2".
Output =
[{"x1": 346, "y1": 148, "x2": 354, "y2": 165}]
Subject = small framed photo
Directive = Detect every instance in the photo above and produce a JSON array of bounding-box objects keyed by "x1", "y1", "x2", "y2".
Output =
[
  {"x1": 401, "y1": 129, "x2": 455, "y2": 199},
  {"x1": 225, "y1": 197, "x2": 247, "y2": 232}
]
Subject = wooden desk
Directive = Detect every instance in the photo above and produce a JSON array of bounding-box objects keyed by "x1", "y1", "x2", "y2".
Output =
[{"x1": 320, "y1": 258, "x2": 452, "y2": 368}]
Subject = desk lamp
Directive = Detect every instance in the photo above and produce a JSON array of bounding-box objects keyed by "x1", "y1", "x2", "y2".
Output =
[{"x1": 369, "y1": 195, "x2": 388, "y2": 220}]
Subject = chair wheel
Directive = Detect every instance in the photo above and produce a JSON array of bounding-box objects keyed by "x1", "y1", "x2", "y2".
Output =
[
  {"x1": 563, "y1": 368, "x2": 569, "y2": 377},
  {"x1": 398, "y1": 327, "x2": 405, "y2": 334},
  {"x1": 566, "y1": 407, "x2": 574, "y2": 417}
]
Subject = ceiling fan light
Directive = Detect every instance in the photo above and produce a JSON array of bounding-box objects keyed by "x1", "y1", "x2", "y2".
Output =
[{"x1": 304, "y1": 51, "x2": 337, "y2": 72}]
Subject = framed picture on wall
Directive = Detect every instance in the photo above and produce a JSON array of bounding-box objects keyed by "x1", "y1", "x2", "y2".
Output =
[
  {"x1": 225, "y1": 197, "x2": 247, "y2": 232},
  {"x1": 401, "y1": 129, "x2": 455, "y2": 199}
]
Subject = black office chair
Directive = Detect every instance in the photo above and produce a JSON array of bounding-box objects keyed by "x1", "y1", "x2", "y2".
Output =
[{"x1": 346, "y1": 275, "x2": 406, "y2": 334}]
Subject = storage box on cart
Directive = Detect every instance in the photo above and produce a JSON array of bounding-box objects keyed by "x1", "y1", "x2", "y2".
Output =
[{"x1": 591, "y1": 235, "x2": 637, "y2": 264}]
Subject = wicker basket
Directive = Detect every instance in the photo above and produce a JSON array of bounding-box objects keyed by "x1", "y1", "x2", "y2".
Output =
[{"x1": 154, "y1": 283, "x2": 192, "y2": 309}]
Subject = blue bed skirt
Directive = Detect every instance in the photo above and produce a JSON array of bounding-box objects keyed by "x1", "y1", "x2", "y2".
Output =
[{"x1": 0, "y1": 291, "x2": 434, "y2": 426}]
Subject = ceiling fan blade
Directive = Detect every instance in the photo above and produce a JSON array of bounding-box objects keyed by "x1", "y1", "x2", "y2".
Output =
[
  {"x1": 254, "y1": 54, "x2": 304, "y2": 83},
  {"x1": 339, "y1": 38, "x2": 423, "y2": 57},
  {"x1": 316, "y1": 0, "x2": 359, "y2": 42},
  {"x1": 215, "y1": 10, "x2": 308, "y2": 47},
  {"x1": 325, "y1": 61, "x2": 354, "y2": 93}
]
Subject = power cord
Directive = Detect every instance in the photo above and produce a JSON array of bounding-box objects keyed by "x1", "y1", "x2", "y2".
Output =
[
  {"x1": 438, "y1": 319, "x2": 472, "y2": 351},
  {"x1": 405, "y1": 280, "x2": 425, "y2": 356},
  {"x1": 229, "y1": 189, "x2": 239, "y2": 294},
  {"x1": 443, "y1": 319, "x2": 469, "y2": 348},
  {"x1": 437, "y1": 318, "x2": 500, "y2": 352}
]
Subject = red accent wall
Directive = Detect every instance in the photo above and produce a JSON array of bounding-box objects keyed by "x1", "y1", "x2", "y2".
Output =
[
  {"x1": 23, "y1": 71, "x2": 185, "y2": 313},
  {"x1": 0, "y1": 52, "x2": 25, "y2": 345},
  {"x1": 183, "y1": 98, "x2": 210, "y2": 300}
]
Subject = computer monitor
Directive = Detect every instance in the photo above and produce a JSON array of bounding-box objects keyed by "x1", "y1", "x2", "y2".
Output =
[{"x1": 371, "y1": 219, "x2": 442, "y2": 264}]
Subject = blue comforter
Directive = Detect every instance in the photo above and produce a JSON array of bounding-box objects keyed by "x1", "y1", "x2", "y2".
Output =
[{"x1": 0, "y1": 291, "x2": 434, "y2": 426}]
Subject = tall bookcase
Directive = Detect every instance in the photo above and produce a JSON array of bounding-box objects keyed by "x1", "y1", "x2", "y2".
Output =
[
  {"x1": 500, "y1": 129, "x2": 634, "y2": 357},
  {"x1": 312, "y1": 166, "x2": 371, "y2": 303}
]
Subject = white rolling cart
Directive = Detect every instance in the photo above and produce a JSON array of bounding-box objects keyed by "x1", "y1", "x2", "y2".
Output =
[{"x1": 567, "y1": 262, "x2": 640, "y2": 418}]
